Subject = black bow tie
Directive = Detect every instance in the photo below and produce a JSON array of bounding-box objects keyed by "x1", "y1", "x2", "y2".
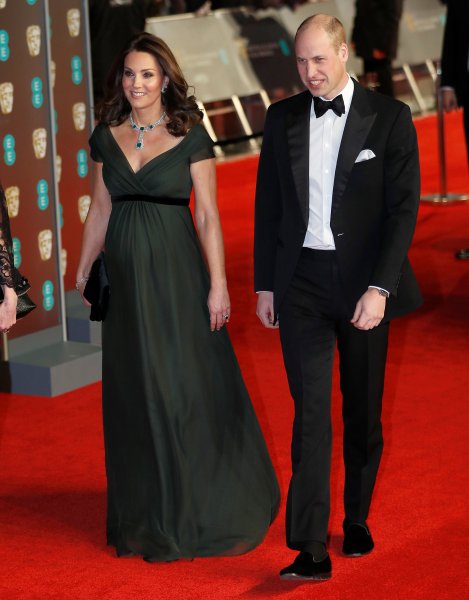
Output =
[{"x1": 313, "y1": 94, "x2": 345, "y2": 118}]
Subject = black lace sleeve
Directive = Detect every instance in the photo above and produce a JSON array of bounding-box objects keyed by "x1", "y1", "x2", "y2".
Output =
[{"x1": 0, "y1": 184, "x2": 20, "y2": 289}]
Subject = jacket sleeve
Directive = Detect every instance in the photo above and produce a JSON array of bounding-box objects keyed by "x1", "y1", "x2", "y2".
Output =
[
  {"x1": 371, "y1": 103, "x2": 420, "y2": 295},
  {"x1": 254, "y1": 106, "x2": 283, "y2": 292}
]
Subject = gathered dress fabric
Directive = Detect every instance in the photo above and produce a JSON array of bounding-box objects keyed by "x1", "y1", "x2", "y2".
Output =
[{"x1": 89, "y1": 123, "x2": 280, "y2": 561}]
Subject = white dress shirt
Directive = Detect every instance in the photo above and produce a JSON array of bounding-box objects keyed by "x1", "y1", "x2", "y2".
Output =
[{"x1": 303, "y1": 75, "x2": 354, "y2": 250}]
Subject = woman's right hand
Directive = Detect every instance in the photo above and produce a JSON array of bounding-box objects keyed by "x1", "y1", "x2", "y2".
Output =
[
  {"x1": 207, "y1": 284, "x2": 230, "y2": 332},
  {"x1": 0, "y1": 285, "x2": 17, "y2": 333},
  {"x1": 75, "y1": 275, "x2": 91, "y2": 306}
]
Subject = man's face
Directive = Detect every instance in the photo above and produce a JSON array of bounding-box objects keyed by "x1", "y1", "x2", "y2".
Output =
[
  {"x1": 78, "y1": 195, "x2": 91, "y2": 223},
  {"x1": 55, "y1": 155, "x2": 62, "y2": 183},
  {"x1": 26, "y1": 25, "x2": 41, "y2": 57},
  {"x1": 0, "y1": 82, "x2": 13, "y2": 114},
  {"x1": 5, "y1": 186, "x2": 19, "y2": 217},
  {"x1": 295, "y1": 25, "x2": 348, "y2": 100},
  {"x1": 61, "y1": 248, "x2": 67, "y2": 276},
  {"x1": 33, "y1": 128, "x2": 47, "y2": 159},
  {"x1": 38, "y1": 229, "x2": 52, "y2": 261},
  {"x1": 73, "y1": 102, "x2": 86, "y2": 130},
  {"x1": 50, "y1": 60, "x2": 56, "y2": 88},
  {"x1": 67, "y1": 9, "x2": 80, "y2": 37}
]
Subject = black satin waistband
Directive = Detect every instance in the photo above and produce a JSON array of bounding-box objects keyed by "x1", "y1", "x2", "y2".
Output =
[{"x1": 111, "y1": 194, "x2": 190, "y2": 206}]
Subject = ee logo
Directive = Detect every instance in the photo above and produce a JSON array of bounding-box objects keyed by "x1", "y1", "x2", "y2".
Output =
[
  {"x1": 42, "y1": 280, "x2": 55, "y2": 311},
  {"x1": 77, "y1": 149, "x2": 88, "y2": 178},
  {"x1": 31, "y1": 77, "x2": 43, "y2": 108},
  {"x1": 3, "y1": 134, "x2": 16, "y2": 166},
  {"x1": 71, "y1": 55, "x2": 82, "y2": 85}
]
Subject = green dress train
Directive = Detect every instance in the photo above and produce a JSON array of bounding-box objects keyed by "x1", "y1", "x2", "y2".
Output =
[{"x1": 89, "y1": 122, "x2": 280, "y2": 561}]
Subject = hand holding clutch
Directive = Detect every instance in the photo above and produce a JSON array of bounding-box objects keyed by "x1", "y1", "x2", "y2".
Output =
[
  {"x1": 83, "y1": 252, "x2": 110, "y2": 322},
  {"x1": 0, "y1": 274, "x2": 37, "y2": 320}
]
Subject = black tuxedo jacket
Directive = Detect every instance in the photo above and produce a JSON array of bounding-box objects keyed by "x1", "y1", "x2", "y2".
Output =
[
  {"x1": 440, "y1": 0, "x2": 469, "y2": 106},
  {"x1": 254, "y1": 80, "x2": 422, "y2": 321}
]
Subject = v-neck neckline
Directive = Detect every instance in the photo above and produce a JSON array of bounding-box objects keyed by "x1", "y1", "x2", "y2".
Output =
[{"x1": 106, "y1": 125, "x2": 189, "y2": 175}]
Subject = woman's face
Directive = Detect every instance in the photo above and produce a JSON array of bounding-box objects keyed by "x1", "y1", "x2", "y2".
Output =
[{"x1": 122, "y1": 51, "x2": 168, "y2": 112}]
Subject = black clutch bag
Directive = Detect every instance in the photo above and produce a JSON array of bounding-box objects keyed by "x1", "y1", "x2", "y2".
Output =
[
  {"x1": 0, "y1": 274, "x2": 37, "y2": 319},
  {"x1": 83, "y1": 252, "x2": 110, "y2": 322}
]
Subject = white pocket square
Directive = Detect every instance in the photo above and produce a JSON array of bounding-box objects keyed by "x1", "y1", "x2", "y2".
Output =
[{"x1": 355, "y1": 149, "x2": 376, "y2": 163}]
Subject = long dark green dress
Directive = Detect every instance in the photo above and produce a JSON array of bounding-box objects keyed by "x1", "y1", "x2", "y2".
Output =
[{"x1": 89, "y1": 122, "x2": 280, "y2": 561}]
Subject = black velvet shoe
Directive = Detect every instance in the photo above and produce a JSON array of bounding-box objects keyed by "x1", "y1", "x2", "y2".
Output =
[
  {"x1": 342, "y1": 521, "x2": 374, "y2": 557},
  {"x1": 279, "y1": 551, "x2": 332, "y2": 581}
]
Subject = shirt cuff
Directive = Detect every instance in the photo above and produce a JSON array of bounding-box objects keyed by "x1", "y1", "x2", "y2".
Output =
[{"x1": 368, "y1": 285, "x2": 390, "y2": 298}]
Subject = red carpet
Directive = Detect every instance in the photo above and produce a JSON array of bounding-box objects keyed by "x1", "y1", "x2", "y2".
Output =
[{"x1": 1, "y1": 112, "x2": 468, "y2": 599}]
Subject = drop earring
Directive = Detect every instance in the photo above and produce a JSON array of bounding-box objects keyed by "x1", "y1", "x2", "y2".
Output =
[{"x1": 161, "y1": 83, "x2": 168, "y2": 105}]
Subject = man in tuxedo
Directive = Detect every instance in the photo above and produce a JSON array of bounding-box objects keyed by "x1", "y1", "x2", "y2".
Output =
[
  {"x1": 254, "y1": 14, "x2": 422, "y2": 581},
  {"x1": 440, "y1": 0, "x2": 469, "y2": 258},
  {"x1": 352, "y1": 0, "x2": 403, "y2": 97}
]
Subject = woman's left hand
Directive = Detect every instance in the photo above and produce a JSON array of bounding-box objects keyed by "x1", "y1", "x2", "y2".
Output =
[
  {"x1": 207, "y1": 285, "x2": 231, "y2": 332},
  {"x1": 0, "y1": 286, "x2": 17, "y2": 333}
]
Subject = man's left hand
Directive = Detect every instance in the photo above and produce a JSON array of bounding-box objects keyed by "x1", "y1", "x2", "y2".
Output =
[{"x1": 351, "y1": 288, "x2": 386, "y2": 330}]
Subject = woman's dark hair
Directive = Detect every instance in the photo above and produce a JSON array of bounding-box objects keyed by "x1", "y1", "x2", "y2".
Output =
[{"x1": 96, "y1": 32, "x2": 203, "y2": 137}]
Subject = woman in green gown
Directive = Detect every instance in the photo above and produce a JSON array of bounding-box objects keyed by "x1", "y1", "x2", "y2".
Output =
[{"x1": 76, "y1": 32, "x2": 280, "y2": 562}]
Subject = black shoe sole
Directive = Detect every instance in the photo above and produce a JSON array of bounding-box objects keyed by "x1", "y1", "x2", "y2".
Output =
[{"x1": 280, "y1": 572, "x2": 332, "y2": 581}]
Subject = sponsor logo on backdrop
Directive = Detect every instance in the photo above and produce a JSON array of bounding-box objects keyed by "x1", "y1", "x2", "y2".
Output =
[
  {"x1": 67, "y1": 9, "x2": 80, "y2": 38},
  {"x1": 37, "y1": 179, "x2": 49, "y2": 210},
  {"x1": 71, "y1": 55, "x2": 82, "y2": 85},
  {"x1": 26, "y1": 25, "x2": 41, "y2": 57},
  {"x1": 32, "y1": 127, "x2": 47, "y2": 159},
  {"x1": 26, "y1": 0, "x2": 38, "y2": 5},
  {"x1": 5, "y1": 185, "x2": 19, "y2": 218},
  {"x1": 42, "y1": 280, "x2": 54, "y2": 311},
  {"x1": 59, "y1": 203, "x2": 63, "y2": 228},
  {"x1": 12, "y1": 237, "x2": 21, "y2": 268},
  {"x1": 78, "y1": 195, "x2": 91, "y2": 223},
  {"x1": 0, "y1": 29, "x2": 10, "y2": 61},
  {"x1": 0, "y1": 81, "x2": 13, "y2": 113},
  {"x1": 3, "y1": 133, "x2": 16, "y2": 165},
  {"x1": 61, "y1": 248, "x2": 67, "y2": 276},
  {"x1": 72, "y1": 101, "x2": 86, "y2": 131},
  {"x1": 31, "y1": 76, "x2": 43, "y2": 108},
  {"x1": 55, "y1": 154, "x2": 62, "y2": 183},
  {"x1": 77, "y1": 149, "x2": 88, "y2": 177},
  {"x1": 38, "y1": 229, "x2": 52, "y2": 261},
  {"x1": 0, "y1": 0, "x2": 7, "y2": 10}
]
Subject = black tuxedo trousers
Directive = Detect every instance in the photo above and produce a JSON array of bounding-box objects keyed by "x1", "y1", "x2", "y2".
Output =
[{"x1": 279, "y1": 248, "x2": 389, "y2": 548}]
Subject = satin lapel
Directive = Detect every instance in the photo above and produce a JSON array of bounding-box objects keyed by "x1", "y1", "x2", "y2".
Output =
[
  {"x1": 286, "y1": 91, "x2": 312, "y2": 227},
  {"x1": 332, "y1": 82, "x2": 376, "y2": 211}
]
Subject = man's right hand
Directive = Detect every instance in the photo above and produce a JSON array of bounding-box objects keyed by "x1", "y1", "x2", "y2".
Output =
[
  {"x1": 441, "y1": 89, "x2": 458, "y2": 112},
  {"x1": 256, "y1": 291, "x2": 279, "y2": 329}
]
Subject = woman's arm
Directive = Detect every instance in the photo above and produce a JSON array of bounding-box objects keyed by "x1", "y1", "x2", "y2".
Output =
[
  {"x1": 76, "y1": 162, "x2": 112, "y2": 300},
  {"x1": 191, "y1": 157, "x2": 230, "y2": 332}
]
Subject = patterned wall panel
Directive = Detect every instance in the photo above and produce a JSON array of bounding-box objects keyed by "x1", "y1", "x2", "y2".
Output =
[
  {"x1": 0, "y1": 0, "x2": 62, "y2": 339},
  {"x1": 48, "y1": 0, "x2": 93, "y2": 292}
]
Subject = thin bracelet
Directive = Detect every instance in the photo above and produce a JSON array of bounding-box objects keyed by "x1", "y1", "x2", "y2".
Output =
[{"x1": 75, "y1": 276, "x2": 89, "y2": 291}]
